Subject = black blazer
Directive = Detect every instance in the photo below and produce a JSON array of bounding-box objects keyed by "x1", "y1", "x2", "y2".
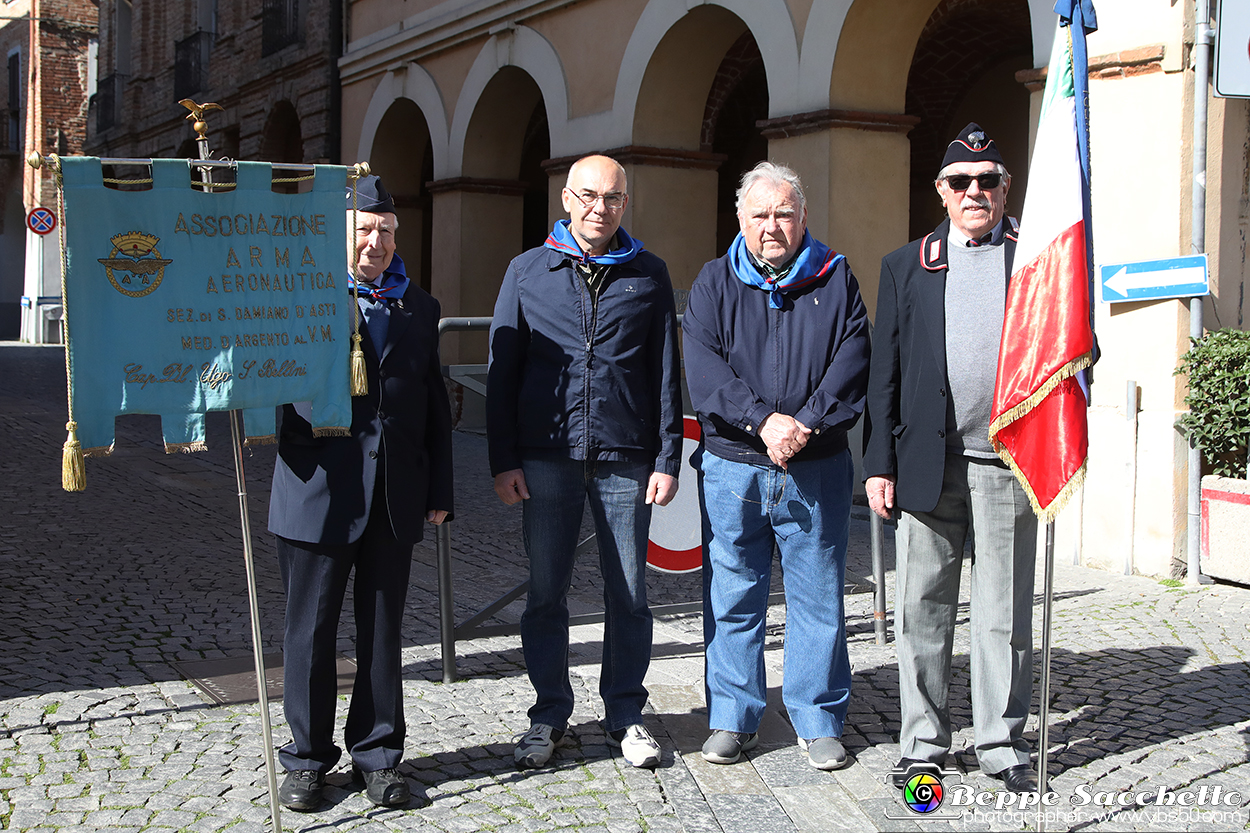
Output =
[
  {"x1": 863, "y1": 218, "x2": 1017, "y2": 514},
  {"x1": 268, "y1": 282, "x2": 454, "y2": 545}
]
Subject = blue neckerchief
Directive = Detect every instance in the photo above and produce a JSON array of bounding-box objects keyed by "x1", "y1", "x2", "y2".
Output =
[
  {"x1": 728, "y1": 230, "x2": 844, "y2": 309},
  {"x1": 544, "y1": 220, "x2": 644, "y2": 265},
  {"x1": 349, "y1": 252, "x2": 410, "y2": 301}
]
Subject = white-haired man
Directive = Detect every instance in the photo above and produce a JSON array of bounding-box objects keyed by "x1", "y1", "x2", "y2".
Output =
[{"x1": 683, "y1": 161, "x2": 870, "y2": 770}]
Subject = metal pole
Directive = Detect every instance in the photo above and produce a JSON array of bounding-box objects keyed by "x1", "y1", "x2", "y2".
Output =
[
  {"x1": 1037, "y1": 521, "x2": 1055, "y2": 833},
  {"x1": 1125, "y1": 380, "x2": 1138, "y2": 576},
  {"x1": 437, "y1": 522, "x2": 457, "y2": 683},
  {"x1": 198, "y1": 127, "x2": 282, "y2": 833},
  {"x1": 870, "y1": 513, "x2": 887, "y2": 645},
  {"x1": 433, "y1": 317, "x2": 492, "y2": 683},
  {"x1": 1188, "y1": 0, "x2": 1212, "y2": 586},
  {"x1": 229, "y1": 411, "x2": 283, "y2": 832}
]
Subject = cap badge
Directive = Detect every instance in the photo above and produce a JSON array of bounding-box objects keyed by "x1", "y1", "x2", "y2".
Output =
[{"x1": 968, "y1": 130, "x2": 986, "y2": 150}]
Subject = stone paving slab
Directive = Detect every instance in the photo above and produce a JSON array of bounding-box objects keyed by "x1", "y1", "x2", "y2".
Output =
[{"x1": 2, "y1": 344, "x2": 1250, "y2": 831}]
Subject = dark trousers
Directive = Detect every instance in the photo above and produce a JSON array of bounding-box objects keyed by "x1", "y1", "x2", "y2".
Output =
[{"x1": 276, "y1": 508, "x2": 414, "y2": 773}]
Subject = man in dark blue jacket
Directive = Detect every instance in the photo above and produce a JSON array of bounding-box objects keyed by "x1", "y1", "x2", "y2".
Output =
[
  {"x1": 269, "y1": 176, "x2": 453, "y2": 811},
  {"x1": 683, "y1": 161, "x2": 870, "y2": 771},
  {"x1": 487, "y1": 154, "x2": 682, "y2": 771}
]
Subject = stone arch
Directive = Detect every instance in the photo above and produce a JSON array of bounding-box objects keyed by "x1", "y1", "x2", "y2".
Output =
[
  {"x1": 356, "y1": 63, "x2": 448, "y2": 181},
  {"x1": 817, "y1": 0, "x2": 1056, "y2": 114},
  {"x1": 447, "y1": 25, "x2": 569, "y2": 172},
  {"x1": 260, "y1": 100, "x2": 302, "y2": 164},
  {"x1": 614, "y1": 0, "x2": 798, "y2": 143},
  {"x1": 905, "y1": 0, "x2": 1036, "y2": 238},
  {"x1": 364, "y1": 99, "x2": 435, "y2": 293}
]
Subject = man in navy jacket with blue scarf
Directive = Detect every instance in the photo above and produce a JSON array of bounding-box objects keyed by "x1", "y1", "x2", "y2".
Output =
[
  {"x1": 269, "y1": 176, "x2": 453, "y2": 811},
  {"x1": 683, "y1": 161, "x2": 870, "y2": 770},
  {"x1": 487, "y1": 154, "x2": 682, "y2": 771}
]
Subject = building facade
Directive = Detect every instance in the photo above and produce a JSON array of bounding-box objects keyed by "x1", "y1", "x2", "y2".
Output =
[
  {"x1": 338, "y1": 0, "x2": 1249, "y2": 580},
  {"x1": 84, "y1": 1, "x2": 342, "y2": 170},
  {"x1": 1, "y1": 0, "x2": 96, "y2": 341}
]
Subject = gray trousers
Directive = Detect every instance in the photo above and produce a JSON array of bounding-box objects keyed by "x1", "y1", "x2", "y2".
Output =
[{"x1": 896, "y1": 455, "x2": 1037, "y2": 774}]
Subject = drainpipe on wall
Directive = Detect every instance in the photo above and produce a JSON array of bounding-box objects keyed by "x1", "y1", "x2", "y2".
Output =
[{"x1": 1187, "y1": 0, "x2": 1213, "y2": 585}]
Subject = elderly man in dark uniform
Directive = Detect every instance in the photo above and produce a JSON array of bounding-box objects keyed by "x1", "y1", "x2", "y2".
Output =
[
  {"x1": 864, "y1": 123, "x2": 1039, "y2": 794},
  {"x1": 268, "y1": 175, "x2": 453, "y2": 811}
]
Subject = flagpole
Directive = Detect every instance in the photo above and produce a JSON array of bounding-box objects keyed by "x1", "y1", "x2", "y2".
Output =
[
  {"x1": 1038, "y1": 521, "x2": 1055, "y2": 833},
  {"x1": 192, "y1": 108, "x2": 283, "y2": 833}
]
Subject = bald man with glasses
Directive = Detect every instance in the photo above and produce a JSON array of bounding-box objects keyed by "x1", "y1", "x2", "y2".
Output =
[
  {"x1": 864, "y1": 123, "x2": 1040, "y2": 795},
  {"x1": 487, "y1": 154, "x2": 682, "y2": 771}
]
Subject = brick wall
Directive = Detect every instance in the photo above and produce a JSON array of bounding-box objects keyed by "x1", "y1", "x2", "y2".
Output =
[{"x1": 87, "y1": 0, "x2": 341, "y2": 168}]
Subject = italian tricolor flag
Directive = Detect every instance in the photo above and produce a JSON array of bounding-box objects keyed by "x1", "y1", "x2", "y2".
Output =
[{"x1": 989, "y1": 9, "x2": 1096, "y2": 523}]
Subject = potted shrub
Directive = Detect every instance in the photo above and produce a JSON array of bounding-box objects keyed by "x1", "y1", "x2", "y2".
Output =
[{"x1": 1175, "y1": 328, "x2": 1250, "y2": 583}]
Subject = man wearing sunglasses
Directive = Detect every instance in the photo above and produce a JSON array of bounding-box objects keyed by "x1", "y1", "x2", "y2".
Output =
[
  {"x1": 864, "y1": 123, "x2": 1040, "y2": 795},
  {"x1": 488, "y1": 154, "x2": 682, "y2": 771}
]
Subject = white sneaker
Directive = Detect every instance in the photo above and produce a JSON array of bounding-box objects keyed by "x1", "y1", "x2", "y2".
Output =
[
  {"x1": 608, "y1": 723, "x2": 661, "y2": 768},
  {"x1": 513, "y1": 723, "x2": 564, "y2": 768}
]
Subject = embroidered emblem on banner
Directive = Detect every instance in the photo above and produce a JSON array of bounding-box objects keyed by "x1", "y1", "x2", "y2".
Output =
[{"x1": 98, "y1": 231, "x2": 173, "y2": 298}]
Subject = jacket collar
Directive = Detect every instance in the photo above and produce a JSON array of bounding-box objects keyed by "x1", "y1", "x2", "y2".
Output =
[{"x1": 920, "y1": 216, "x2": 1018, "y2": 272}]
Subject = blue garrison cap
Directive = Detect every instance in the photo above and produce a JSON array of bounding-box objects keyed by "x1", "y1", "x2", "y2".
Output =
[{"x1": 347, "y1": 174, "x2": 395, "y2": 214}]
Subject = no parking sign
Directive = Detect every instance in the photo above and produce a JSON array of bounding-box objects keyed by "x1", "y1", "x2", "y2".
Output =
[{"x1": 26, "y1": 206, "x2": 56, "y2": 235}]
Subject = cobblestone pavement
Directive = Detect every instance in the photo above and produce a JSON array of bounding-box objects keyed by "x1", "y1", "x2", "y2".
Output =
[{"x1": 2, "y1": 343, "x2": 1249, "y2": 832}]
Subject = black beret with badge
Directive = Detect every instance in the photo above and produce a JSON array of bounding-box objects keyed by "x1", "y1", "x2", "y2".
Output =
[{"x1": 940, "y1": 122, "x2": 1005, "y2": 171}]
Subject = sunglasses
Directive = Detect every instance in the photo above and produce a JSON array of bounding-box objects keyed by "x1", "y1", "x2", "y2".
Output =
[{"x1": 942, "y1": 173, "x2": 1003, "y2": 191}]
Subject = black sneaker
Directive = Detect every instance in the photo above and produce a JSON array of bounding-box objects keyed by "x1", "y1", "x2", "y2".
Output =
[
  {"x1": 353, "y1": 765, "x2": 411, "y2": 807},
  {"x1": 278, "y1": 769, "x2": 324, "y2": 812}
]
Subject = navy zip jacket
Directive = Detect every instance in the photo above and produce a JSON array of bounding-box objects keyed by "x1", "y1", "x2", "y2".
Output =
[
  {"x1": 682, "y1": 251, "x2": 871, "y2": 466},
  {"x1": 486, "y1": 245, "x2": 683, "y2": 477}
]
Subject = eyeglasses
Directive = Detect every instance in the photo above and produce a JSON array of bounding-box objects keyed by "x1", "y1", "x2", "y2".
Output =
[
  {"x1": 942, "y1": 173, "x2": 1004, "y2": 191},
  {"x1": 568, "y1": 189, "x2": 626, "y2": 210}
]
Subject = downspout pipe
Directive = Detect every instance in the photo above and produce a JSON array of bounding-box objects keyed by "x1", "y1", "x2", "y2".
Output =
[{"x1": 1188, "y1": 0, "x2": 1212, "y2": 585}]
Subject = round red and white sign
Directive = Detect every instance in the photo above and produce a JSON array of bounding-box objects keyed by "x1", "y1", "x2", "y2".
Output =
[
  {"x1": 646, "y1": 416, "x2": 703, "y2": 573},
  {"x1": 26, "y1": 207, "x2": 56, "y2": 235}
]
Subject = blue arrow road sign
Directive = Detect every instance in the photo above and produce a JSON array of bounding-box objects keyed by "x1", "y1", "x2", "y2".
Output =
[{"x1": 1099, "y1": 254, "x2": 1209, "y2": 304}]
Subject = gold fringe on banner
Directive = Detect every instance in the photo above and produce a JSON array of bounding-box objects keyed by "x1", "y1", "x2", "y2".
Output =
[
  {"x1": 312, "y1": 426, "x2": 352, "y2": 438},
  {"x1": 61, "y1": 420, "x2": 85, "y2": 492},
  {"x1": 989, "y1": 351, "x2": 1094, "y2": 523}
]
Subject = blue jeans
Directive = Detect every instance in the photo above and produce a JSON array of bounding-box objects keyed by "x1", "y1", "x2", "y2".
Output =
[
  {"x1": 698, "y1": 448, "x2": 853, "y2": 740},
  {"x1": 519, "y1": 456, "x2": 653, "y2": 732}
]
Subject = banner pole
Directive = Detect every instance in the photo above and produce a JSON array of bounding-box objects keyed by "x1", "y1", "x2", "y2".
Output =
[
  {"x1": 1037, "y1": 520, "x2": 1055, "y2": 832},
  {"x1": 193, "y1": 115, "x2": 283, "y2": 833}
]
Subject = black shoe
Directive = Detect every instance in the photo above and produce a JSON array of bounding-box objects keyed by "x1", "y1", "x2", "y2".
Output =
[
  {"x1": 354, "y1": 765, "x2": 411, "y2": 807},
  {"x1": 890, "y1": 758, "x2": 943, "y2": 789},
  {"x1": 278, "y1": 769, "x2": 324, "y2": 812},
  {"x1": 993, "y1": 764, "x2": 1039, "y2": 794}
]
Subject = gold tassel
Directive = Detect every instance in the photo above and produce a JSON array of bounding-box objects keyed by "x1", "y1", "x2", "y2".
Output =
[
  {"x1": 350, "y1": 332, "x2": 368, "y2": 396},
  {"x1": 62, "y1": 420, "x2": 85, "y2": 492}
]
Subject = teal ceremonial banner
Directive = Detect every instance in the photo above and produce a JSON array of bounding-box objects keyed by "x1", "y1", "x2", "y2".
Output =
[{"x1": 59, "y1": 157, "x2": 354, "y2": 455}]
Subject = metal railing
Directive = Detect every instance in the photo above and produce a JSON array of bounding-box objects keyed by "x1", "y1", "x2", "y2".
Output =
[{"x1": 433, "y1": 315, "x2": 889, "y2": 683}]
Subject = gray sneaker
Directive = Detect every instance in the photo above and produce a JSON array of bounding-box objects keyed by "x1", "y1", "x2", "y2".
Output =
[
  {"x1": 799, "y1": 736, "x2": 849, "y2": 771},
  {"x1": 513, "y1": 723, "x2": 565, "y2": 768},
  {"x1": 700, "y1": 730, "x2": 759, "y2": 764}
]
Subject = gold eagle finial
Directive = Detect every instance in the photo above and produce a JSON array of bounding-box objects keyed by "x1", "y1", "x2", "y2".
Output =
[{"x1": 179, "y1": 99, "x2": 224, "y2": 139}]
